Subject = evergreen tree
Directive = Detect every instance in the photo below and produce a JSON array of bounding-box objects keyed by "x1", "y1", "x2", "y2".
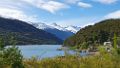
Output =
[
  {"x1": 64, "y1": 19, "x2": 120, "y2": 48},
  {"x1": 0, "y1": 37, "x2": 5, "y2": 50},
  {"x1": 113, "y1": 33, "x2": 117, "y2": 49}
]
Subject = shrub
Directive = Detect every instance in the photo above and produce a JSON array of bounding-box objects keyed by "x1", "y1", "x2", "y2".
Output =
[
  {"x1": 0, "y1": 36, "x2": 24, "y2": 68},
  {"x1": 3, "y1": 46, "x2": 24, "y2": 68},
  {"x1": 117, "y1": 48, "x2": 120, "y2": 54}
]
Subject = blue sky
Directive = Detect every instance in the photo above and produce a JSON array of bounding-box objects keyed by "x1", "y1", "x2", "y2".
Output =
[{"x1": 0, "y1": 0, "x2": 120, "y2": 27}]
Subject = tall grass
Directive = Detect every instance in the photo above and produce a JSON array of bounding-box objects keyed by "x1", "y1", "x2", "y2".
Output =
[
  {"x1": 1, "y1": 48, "x2": 120, "y2": 68},
  {"x1": 23, "y1": 43, "x2": 120, "y2": 68},
  {"x1": 1, "y1": 35, "x2": 120, "y2": 68},
  {"x1": 24, "y1": 52, "x2": 120, "y2": 68}
]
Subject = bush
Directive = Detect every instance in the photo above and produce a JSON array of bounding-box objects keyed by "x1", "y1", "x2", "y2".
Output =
[
  {"x1": 0, "y1": 36, "x2": 24, "y2": 68},
  {"x1": 3, "y1": 46, "x2": 24, "y2": 68},
  {"x1": 117, "y1": 48, "x2": 120, "y2": 54}
]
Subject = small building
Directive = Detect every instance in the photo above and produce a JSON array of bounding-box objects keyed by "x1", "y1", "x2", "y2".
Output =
[
  {"x1": 104, "y1": 42, "x2": 112, "y2": 52},
  {"x1": 104, "y1": 42, "x2": 112, "y2": 46}
]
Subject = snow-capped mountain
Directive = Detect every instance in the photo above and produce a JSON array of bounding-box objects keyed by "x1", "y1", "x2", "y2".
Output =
[
  {"x1": 65, "y1": 26, "x2": 81, "y2": 33},
  {"x1": 31, "y1": 22, "x2": 80, "y2": 40},
  {"x1": 50, "y1": 23, "x2": 80, "y2": 33},
  {"x1": 50, "y1": 23, "x2": 68, "y2": 31},
  {"x1": 32, "y1": 23, "x2": 52, "y2": 29}
]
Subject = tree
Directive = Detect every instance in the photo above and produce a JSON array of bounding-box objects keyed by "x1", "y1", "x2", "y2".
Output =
[
  {"x1": 3, "y1": 46, "x2": 24, "y2": 68},
  {"x1": 98, "y1": 30, "x2": 109, "y2": 44},
  {"x1": 64, "y1": 19, "x2": 120, "y2": 47},
  {"x1": 113, "y1": 33, "x2": 117, "y2": 49},
  {"x1": 0, "y1": 36, "x2": 24, "y2": 68},
  {"x1": 0, "y1": 38, "x2": 5, "y2": 50}
]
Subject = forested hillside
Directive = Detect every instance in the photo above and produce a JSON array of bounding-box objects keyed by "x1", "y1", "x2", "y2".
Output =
[
  {"x1": 0, "y1": 17, "x2": 62, "y2": 45},
  {"x1": 64, "y1": 19, "x2": 120, "y2": 47}
]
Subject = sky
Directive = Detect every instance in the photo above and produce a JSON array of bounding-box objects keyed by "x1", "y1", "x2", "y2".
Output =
[{"x1": 0, "y1": 0, "x2": 120, "y2": 27}]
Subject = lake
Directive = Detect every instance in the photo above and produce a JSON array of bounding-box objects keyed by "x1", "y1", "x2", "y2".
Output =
[{"x1": 8, "y1": 45, "x2": 88, "y2": 59}]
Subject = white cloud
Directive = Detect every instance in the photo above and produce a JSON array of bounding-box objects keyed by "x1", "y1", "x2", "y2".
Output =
[
  {"x1": 0, "y1": 7, "x2": 39, "y2": 22},
  {"x1": 0, "y1": 0, "x2": 69, "y2": 23},
  {"x1": 65, "y1": 0, "x2": 80, "y2": 4},
  {"x1": 0, "y1": 0, "x2": 39, "y2": 22},
  {"x1": 40, "y1": 1, "x2": 69, "y2": 13},
  {"x1": 93, "y1": 0, "x2": 118, "y2": 4},
  {"x1": 22, "y1": 0, "x2": 69, "y2": 13},
  {"x1": 0, "y1": 0, "x2": 69, "y2": 14},
  {"x1": 105, "y1": 10, "x2": 120, "y2": 19},
  {"x1": 55, "y1": 16, "x2": 101, "y2": 27},
  {"x1": 78, "y1": 2, "x2": 92, "y2": 8}
]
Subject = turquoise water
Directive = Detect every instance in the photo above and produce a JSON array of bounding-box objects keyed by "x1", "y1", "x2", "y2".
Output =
[{"x1": 8, "y1": 45, "x2": 88, "y2": 59}]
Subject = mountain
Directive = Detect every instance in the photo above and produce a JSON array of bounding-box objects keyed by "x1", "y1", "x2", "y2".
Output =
[
  {"x1": 65, "y1": 25, "x2": 81, "y2": 33},
  {"x1": 32, "y1": 23, "x2": 80, "y2": 40},
  {"x1": 64, "y1": 19, "x2": 120, "y2": 47},
  {"x1": 50, "y1": 23, "x2": 68, "y2": 31},
  {"x1": 0, "y1": 17, "x2": 63, "y2": 45}
]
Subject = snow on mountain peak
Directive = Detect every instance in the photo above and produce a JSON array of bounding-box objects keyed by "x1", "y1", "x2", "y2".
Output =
[
  {"x1": 32, "y1": 23, "x2": 53, "y2": 29},
  {"x1": 65, "y1": 25, "x2": 81, "y2": 33},
  {"x1": 50, "y1": 23, "x2": 68, "y2": 31},
  {"x1": 51, "y1": 23, "x2": 59, "y2": 26},
  {"x1": 31, "y1": 22, "x2": 80, "y2": 33}
]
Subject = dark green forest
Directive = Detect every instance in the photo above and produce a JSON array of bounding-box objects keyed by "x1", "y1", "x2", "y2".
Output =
[
  {"x1": 0, "y1": 17, "x2": 63, "y2": 45},
  {"x1": 64, "y1": 19, "x2": 120, "y2": 47}
]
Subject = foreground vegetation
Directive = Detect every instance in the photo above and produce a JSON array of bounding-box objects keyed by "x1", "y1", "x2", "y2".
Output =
[
  {"x1": 24, "y1": 52, "x2": 120, "y2": 68},
  {"x1": 1, "y1": 42, "x2": 120, "y2": 68},
  {"x1": 0, "y1": 37, "x2": 24, "y2": 68},
  {"x1": 1, "y1": 52, "x2": 120, "y2": 68},
  {"x1": 24, "y1": 39, "x2": 120, "y2": 68}
]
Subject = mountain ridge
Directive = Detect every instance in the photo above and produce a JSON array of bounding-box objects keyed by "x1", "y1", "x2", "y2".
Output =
[
  {"x1": 31, "y1": 22, "x2": 80, "y2": 40},
  {"x1": 64, "y1": 19, "x2": 120, "y2": 47},
  {"x1": 0, "y1": 17, "x2": 63, "y2": 45}
]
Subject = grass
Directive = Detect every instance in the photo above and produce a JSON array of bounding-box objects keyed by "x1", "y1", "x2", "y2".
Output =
[
  {"x1": 1, "y1": 40, "x2": 120, "y2": 68},
  {"x1": 1, "y1": 46, "x2": 120, "y2": 68},
  {"x1": 23, "y1": 53, "x2": 120, "y2": 68}
]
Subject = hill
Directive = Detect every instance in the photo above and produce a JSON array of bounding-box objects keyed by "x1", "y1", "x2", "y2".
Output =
[
  {"x1": 0, "y1": 17, "x2": 63, "y2": 45},
  {"x1": 64, "y1": 19, "x2": 120, "y2": 47}
]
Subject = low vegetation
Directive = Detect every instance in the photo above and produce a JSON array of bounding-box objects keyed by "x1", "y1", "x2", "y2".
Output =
[
  {"x1": 0, "y1": 37, "x2": 24, "y2": 68},
  {"x1": 24, "y1": 36, "x2": 120, "y2": 68},
  {"x1": 23, "y1": 47, "x2": 120, "y2": 68},
  {"x1": 1, "y1": 36, "x2": 120, "y2": 68}
]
